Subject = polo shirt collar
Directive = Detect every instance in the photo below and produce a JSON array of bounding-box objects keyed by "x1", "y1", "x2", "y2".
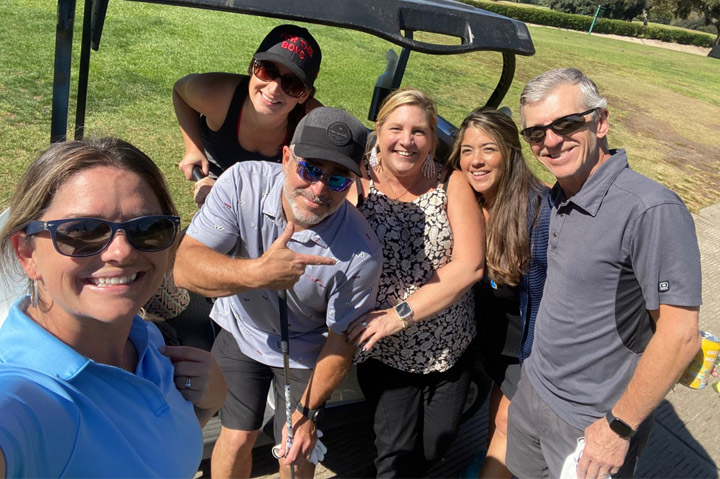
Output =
[
  {"x1": 261, "y1": 175, "x2": 347, "y2": 250},
  {"x1": 551, "y1": 149, "x2": 628, "y2": 216},
  {"x1": 0, "y1": 297, "x2": 148, "y2": 380}
]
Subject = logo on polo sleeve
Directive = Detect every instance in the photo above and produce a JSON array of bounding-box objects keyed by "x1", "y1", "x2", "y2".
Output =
[{"x1": 659, "y1": 281, "x2": 670, "y2": 292}]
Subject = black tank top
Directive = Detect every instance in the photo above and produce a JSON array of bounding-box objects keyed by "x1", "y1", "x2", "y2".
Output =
[{"x1": 199, "y1": 76, "x2": 305, "y2": 177}]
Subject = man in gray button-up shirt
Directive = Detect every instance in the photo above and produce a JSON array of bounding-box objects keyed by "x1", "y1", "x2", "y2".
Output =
[
  {"x1": 175, "y1": 107, "x2": 382, "y2": 478},
  {"x1": 506, "y1": 68, "x2": 702, "y2": 479}
]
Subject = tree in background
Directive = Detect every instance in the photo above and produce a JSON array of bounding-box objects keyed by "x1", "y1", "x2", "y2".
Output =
[
  {"x1": 650, "y1": 0, "x2": 720, "y2": 55},
  {"x1": 542, "y1": 0, "x2": 647, "y2": 21}
]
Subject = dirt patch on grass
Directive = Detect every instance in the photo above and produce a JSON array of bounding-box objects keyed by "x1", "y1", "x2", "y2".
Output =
[
  {"x1": 622, "y1": 110, "x2": 720, "y2": 211},
  {"x1": 531, "y1": 24, "x2": 713, "y2": 57},
  {"x1": 592, "y1": 32, "x2": 712, "y2": 57}
]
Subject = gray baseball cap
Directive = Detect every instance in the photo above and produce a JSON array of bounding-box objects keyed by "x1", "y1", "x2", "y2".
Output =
[{"x1": 291, "y1": 107, "x2": 368, "y2": 176}]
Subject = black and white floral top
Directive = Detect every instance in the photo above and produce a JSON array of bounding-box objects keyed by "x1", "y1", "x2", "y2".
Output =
[{"x1": 355, "y1": 167, "x2": 476, "y2": 374}]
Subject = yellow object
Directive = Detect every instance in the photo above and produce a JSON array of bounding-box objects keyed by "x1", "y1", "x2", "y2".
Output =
[{"x1": 678, "y1": 331, "x2": 720, "y2": 390}]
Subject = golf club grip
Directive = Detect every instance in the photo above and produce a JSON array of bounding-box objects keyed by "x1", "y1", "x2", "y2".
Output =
[{"x1": 191, "y1": 166, "x2": 205, "y2": 181}]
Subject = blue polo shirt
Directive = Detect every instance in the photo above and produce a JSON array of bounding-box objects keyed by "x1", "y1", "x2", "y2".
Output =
[
  {"x1": 524, "y1": 149, "x2": 702, "y2": 429},
  {"x1": 0, "y1": 298, "x2": 203, "y2": 478},
  {"x1": 187, "y1": 161, "x2": 382, "y2": 368}
]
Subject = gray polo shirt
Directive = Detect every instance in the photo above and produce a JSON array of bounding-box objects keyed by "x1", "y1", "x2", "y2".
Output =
[
  {"x1": 187, "y1": 161, "x2": 382, "y2": 369},
  {"x1": 524, "y1": 149, "x2": 702, "y2": 430}
]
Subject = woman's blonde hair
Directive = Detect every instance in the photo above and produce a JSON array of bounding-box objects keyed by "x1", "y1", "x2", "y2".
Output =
[
  {"x1": 448, "y1": 108, "x2": 544, "y2": 286},
  {"x1": 0, "y1": 138, "x2": 177, "y2": 294},
  {"x1": 374, "y1": 88, "x2": 438, "y2": 158}
]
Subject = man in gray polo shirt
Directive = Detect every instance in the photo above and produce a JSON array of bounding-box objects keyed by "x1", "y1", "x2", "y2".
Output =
[
  {"x1": 174, "y1": 107, "x2": 382, "y2": 478},
  {"x1": 506, "y1": 68, "x2": 702, "y2": 478}
]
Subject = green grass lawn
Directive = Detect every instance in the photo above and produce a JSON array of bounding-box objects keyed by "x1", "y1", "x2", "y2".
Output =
[{"x1": 1, "y1": 0, "x2": 719, "y2": 223}]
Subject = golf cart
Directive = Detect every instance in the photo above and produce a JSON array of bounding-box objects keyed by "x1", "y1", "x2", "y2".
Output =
[{"x1": 7, "y1": 0, "x2": 536, "y2": 471}]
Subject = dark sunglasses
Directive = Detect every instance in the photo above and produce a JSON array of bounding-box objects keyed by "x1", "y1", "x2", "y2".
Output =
[
  {"x1": 520, "y1": 108, "x2": 598, "y2": 144},
  {"x1": 25, "y1": 215, "x2": 181, "y2": 257},
  {"x1": 252, "y1": 59, "x2": 307, "y2": 98},
  {"x1": 293, "y1": 155, "x2": 353, "y2": 192}
]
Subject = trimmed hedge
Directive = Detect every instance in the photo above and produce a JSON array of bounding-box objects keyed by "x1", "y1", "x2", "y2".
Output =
[{"x1": 461, "y1": 0, "x2": 714, "y2": 47}]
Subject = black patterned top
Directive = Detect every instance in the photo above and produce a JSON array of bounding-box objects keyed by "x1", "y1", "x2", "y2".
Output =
[{"x1": 355, "y1": 167, "x2": 476, "y2": 374}]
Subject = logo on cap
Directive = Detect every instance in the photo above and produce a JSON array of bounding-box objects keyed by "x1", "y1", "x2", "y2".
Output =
[
  {"x1": 280, "y1": 34, "x2": 315, "y2": 60},
  {"x1": 327, "y1": 122, "x2": 352, "y2": 146}
]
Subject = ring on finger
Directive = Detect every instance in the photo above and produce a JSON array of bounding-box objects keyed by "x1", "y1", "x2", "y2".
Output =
[{"x1": 184, "y1": 377, "x2": 192, "y2": 389}]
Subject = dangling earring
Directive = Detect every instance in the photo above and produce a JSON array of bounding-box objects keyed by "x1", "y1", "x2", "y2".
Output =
[
  {"x1": 31, "y1": 278, "x2": 38, "y2": 308},
  {"x1": 368, "y1": 146, "x2": 381, "y2": 172},
  {"x1": 422, "y1": 153, "x2": 436, "y2": 179}
]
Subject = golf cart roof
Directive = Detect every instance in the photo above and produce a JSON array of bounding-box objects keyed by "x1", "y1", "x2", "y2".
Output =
[
  {"x1": 124, "y1": 0, "x2": 535, "y2": 55},
  {"x1": 51, "y1": 0, "x2": 535, "y2": 142}
]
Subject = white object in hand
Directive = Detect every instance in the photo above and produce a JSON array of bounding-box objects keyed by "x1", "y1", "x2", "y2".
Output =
[
  {"x1": 272, "y1": 430, "x2": 327, "y2": 465},
  {"x1": 560, "y1": 437, "x2": 612, "y2": 479}
]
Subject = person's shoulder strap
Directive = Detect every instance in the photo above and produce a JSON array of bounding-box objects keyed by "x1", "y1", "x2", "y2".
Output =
[
  {"x1": 440, "y1": 164, "x2": 452, "y2": 192},
  {"x1": 223, "y1": 76, "x2": 249, "y2": 132}
]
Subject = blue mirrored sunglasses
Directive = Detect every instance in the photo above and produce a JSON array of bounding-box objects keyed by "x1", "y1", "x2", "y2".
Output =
[
  {"x1": 25, "y1": 215, "x2": 181, "y2": 257},
  {"x1": 293, "y1": 156, "x2": 353, "y2": 192}
]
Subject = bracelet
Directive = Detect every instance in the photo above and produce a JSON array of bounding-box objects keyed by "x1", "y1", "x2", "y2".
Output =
[{"x1": 392, "y1": 306, "x2": 409, "y2": 330}]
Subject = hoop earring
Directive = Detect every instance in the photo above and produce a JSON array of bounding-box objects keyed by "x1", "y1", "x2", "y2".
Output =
[
  {"x1": 368, "y1": 146, "x2": 381, "y2": 171},
  {"x1": 422, "y1": 154, "x2": 436, "y2": 179},
  {"x1": 31, "y1": 278, "x2": 38, "y2": 308}
]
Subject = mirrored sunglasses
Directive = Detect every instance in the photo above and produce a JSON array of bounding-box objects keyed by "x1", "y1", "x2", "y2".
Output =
[
  {"x1": 521, "y1": 108, "x2": 598, "y2": 144},
  {"x1": 252, "y1": 59, "x2": 307, "y2": 98},
  {"x1": 293, "y1": 156, "x2": 353, "y2": 192},
  {"x1": 25, "y1": 215, "x2": 181, "y2": 257}
]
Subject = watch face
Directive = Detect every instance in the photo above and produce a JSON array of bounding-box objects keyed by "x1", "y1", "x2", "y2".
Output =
[
  {"x1": 609, "y1": 418, "x2": 633, "y2": 438},
  {"x1": 395, "y1": 302, "x2": 412, "y2": 319}
]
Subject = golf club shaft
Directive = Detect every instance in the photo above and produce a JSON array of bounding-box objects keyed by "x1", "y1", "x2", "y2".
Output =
[{"x1": 278, "y1": 289, "x2": 295, "y2": 479}]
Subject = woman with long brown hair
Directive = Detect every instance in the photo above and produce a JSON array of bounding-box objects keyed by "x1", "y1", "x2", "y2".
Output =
[{"x1": 448, "y1": 108, "x2": 551, "y2": 478}]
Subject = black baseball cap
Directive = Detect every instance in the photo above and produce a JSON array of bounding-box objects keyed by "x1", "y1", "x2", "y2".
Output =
[
  {"x1": 291, "y1": 107, "x2": 368, "y2": 176},
  {"x1": 253, "y1": 25, "x2": 321, "y2": 88}
]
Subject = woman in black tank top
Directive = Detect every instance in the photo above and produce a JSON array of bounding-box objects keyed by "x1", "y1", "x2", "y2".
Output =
[{"x1": 173, "y1": 24, "x2": 323, "y2": 207}]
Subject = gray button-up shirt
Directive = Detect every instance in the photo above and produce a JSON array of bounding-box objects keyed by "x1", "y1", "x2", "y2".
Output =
[
  {"x1": 187, "y1": 161, "x2": 382, "y2": 368},
  {"x1": 525, "y1": 149, "x2": 702, "y2": 429}
]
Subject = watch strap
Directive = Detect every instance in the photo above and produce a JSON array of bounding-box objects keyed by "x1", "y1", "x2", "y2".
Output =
[{"x1": 296, "y1": 401, "x2": 323, "y2": 423}]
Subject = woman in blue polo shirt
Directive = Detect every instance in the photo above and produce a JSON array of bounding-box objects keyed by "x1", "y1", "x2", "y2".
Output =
[{"x1": 0, "y1": 138, "x2": 227, "y2": 477}]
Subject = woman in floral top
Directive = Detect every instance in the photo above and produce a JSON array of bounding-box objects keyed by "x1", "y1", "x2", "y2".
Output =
[{"x1": 346, "y1": 89, "x2": 485, "y2": 477}]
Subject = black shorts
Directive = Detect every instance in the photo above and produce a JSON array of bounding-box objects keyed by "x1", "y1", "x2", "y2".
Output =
[
  {"x1": 482, "y1": 353, "x2": 521, "y2": 400},
  {"x1": 211, "y1": 329, "x2": 314, "y2": 441}
]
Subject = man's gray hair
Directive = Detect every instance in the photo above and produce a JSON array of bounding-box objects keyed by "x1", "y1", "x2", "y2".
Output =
[{"x1": 520, "y1": 68, "x2": 608, "y2": 113}]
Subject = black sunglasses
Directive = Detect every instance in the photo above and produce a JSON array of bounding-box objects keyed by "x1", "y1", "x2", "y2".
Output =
[
  {"x1": 252, "y1": 59, "x2": 307, "y2": 98},
  {"x1": 293, "y1": 155, "x2": 353, "y2": 192},
  {"x1": 25, "y1": 215, "x2": 181, "y2": 257},
  {"x1": 521, "y1": 108, "x2": 598, "y2": 144}
]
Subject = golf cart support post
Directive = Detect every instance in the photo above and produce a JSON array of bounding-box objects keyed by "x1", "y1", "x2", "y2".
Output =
[{"x1": 51, "y1": 0, "x2": 535, "y2": 143}]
